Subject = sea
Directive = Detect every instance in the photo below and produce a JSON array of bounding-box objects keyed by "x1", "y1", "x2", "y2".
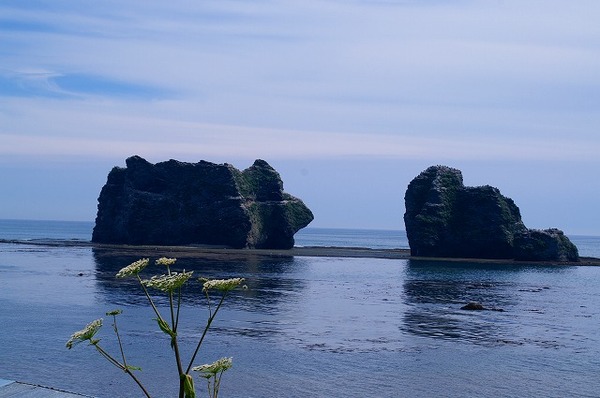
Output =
[{"x1": 1, "y1": 219, "x2": 600, "y2": 398}]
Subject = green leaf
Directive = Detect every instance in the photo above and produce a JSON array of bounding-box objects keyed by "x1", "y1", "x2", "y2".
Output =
[
  {"x1": 155, "y1": 318, "x2": 176, "y2": 339},
  {"x1": 182, "y1": 373, "x2": 196, "y2": 398}
]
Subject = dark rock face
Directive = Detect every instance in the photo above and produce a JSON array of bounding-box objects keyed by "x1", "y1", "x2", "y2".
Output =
[
  {"x1": 404, "y1": 166, "x2": 579, "y2": 261},
  {"x1": 92, "y1": 156, "x2": 313, "y2": 249},
  {"x1": 513, "y1": 228, "x2": 579, "y2": 262},
  {"x1": 461, "y1": 302, "x2": 505, "y2": 312},
  {"x1": 461, "y1": 302, "x2": 485, "y2": 311}
]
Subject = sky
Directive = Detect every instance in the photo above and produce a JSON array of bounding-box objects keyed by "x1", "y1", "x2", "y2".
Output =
[{"x1": 1, "y1": 0, "x2": 600, "y2": 235}]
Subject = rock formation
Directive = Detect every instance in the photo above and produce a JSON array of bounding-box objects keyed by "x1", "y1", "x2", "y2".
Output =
[
  {"x1": 513, "y1": 228, "x2": 579, "y2": 262},
  {"x1": 92, "y1": 156, "x2": 313, "y2": 249},
  {"x1": 460, "y1": 302, "x2": 505, "y2": 312},
  {"x1": 404, "y1": 165, "x2": 579, "y2": 261}
]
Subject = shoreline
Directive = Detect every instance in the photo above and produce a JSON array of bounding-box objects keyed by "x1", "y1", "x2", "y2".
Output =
[{"x1": 2, "y1": 238, "x2": 600, "y2": 265}]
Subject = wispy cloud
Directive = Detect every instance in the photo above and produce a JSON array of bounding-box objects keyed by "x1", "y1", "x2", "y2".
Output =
[
  {"x1": 1, "y1": 0, "x2": 600, "y2": 162},
  {"x1": 0, "y1": 69, "x2": 170, "y2": 99},
  {"x1": 1, "y1": 104, "x2": 597, "y2": 162}
]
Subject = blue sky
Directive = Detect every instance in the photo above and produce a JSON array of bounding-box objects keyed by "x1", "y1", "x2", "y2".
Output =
[{"x1": 1, "y1": 1, "x2": 599, "y2": 235}]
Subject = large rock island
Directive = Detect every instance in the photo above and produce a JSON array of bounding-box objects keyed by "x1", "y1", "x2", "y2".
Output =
[
  {"x1": 404, "y1": 165, "x2": 579, "y2": 262},
  {"x1": 92, "y1": 156, "x2": 313, "y2": 249}
]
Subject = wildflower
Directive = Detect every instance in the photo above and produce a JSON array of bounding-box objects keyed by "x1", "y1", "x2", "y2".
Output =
[
  {"x1": 155, "y1": 257, "x2": 177, "y2": 266},
  {"x1": 106, "y1": 309, "x2": 123, "y2": 316},
  {"x1": 142, "y1": 271, "x2": 194, "y2": 292},
  {"x1": 66, "y1": 318, "x2": 103, "y2": 349},
  {"x1": 192, "y1": 357, "x2": 233, "y2": 378},
  {"x1": 116, "y1": 258, "x2": 149, "y2": 278},
  {"x1": 202, "y1": 278, "x2": 245, "y2": 293}
]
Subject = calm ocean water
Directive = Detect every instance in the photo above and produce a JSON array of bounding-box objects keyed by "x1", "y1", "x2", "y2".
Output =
[{"x1": 1, "y1": 219, "x2": 600, "y2": 397}]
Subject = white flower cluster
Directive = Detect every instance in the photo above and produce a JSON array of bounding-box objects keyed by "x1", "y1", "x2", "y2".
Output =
[
  {"x1": 155, "y1": 257, "x2": 177, "y2": 266},
  {"x1": 66, "y1": 318, "x2": 103, "y2": 349},
  {"x1": 202, "y1": 278, "x2": 245, "y2": 292},
  {"x1": 116, "y1": 258, "x2": 149, "y2": 278},
  {"x1": 192, "y1": 357, "x2": 233, "y2": 377},
  {"x1": 142, "y1": 271, "x2": 194, "y2": 292}
]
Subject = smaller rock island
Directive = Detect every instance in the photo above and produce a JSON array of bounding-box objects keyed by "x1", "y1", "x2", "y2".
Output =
[
  {"x1": 404, "y1": 165, "x2": 579, "y2": 262},
  {"x1": 92, "y1": 156, "x2": 314, "y2": 249}
]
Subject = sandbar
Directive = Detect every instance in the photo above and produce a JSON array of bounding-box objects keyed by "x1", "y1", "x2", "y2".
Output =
[{"x1": 2, "y1": 239, "x2": 599, "y2": 265}]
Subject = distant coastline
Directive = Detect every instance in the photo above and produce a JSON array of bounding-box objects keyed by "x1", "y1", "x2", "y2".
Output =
[{"x1": 2, "y1": 238, "x2": 599, "y2": 266}]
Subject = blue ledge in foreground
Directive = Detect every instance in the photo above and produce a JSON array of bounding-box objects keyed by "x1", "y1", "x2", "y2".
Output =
[{"x1": 0, "y1": 379, "x2": 93, "y2": 397}]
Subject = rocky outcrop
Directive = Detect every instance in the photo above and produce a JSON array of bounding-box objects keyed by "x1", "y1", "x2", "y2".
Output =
[
  {"x1": 461, "y1": 302, "x2": 505, "y2": 312},
  {"x1": 404, "y1": 166, "x2": 579, "y2": 261},
  {"x1": 513, "y1": 228, "x2": 579, "y2": 262},
  {"x1": 461, "y1": 302, "x2": 486, "y2": 311},
  {"x1": 92, "y1": 156, "x2": 313, "y2": 249}
]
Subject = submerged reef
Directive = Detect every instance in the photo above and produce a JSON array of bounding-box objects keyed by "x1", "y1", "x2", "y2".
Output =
[
  {"x1": 92, "y1": 156, "x2": 313, "y2": 249},
  {"x1": 404, "y1": 165, "x2": 579, "y2": 262}
]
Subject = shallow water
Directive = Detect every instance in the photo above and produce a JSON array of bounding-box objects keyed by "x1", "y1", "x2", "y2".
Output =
[{"x1": 1, "y1": 242, "x2": 600, "y2": 397}]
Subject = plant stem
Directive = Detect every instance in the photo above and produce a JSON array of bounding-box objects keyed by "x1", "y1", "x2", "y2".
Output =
[
  {"x1": 137, "y1": 273, "x2": 183, "y2": 397},
  {"x1": 112, "y1": 315, "x2": 128, "y2": 368},
  {"x1": 137, "y1": 274, "x2": 163, "y2": 321},
  {"x1": 175, "y1": 287, "x2": 182, "y2": 330},
  {"x1": 205, "y1": 290, "x2": 213, "y2": 317},
  {"x1": 214, "y1": 372, "x2": 222, "y2": 398},
  {"x1": 164, "y1": 288, "x2": 187, "y2": 398},
  {"x1": 94, "y1": 344, "x2": 152, "y2": 398},
  {"x1": 185, "y1": 292, "x2": 228, "y2": 374}
]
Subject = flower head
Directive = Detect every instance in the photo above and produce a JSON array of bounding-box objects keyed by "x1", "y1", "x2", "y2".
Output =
[
  {"x1": 155, "y1": 257, "x2": 177, "y2": 266},
  {"x1": 142, "y1": 271, "x2": 193, "y2": 292},
  {"x1": 106, "y1": 309, "x2": 123, "y2": 316},
  {"x1": 66, "y1": 318, "x2": 103, "y2": 349},
  {"x1": 202, "y1": 278, "x2": 245, "y2": 293},
  {"x1": 192, "y1": 357, "x2": 233, "y2": 378},
  {"x1": 116, "y1": 258, "x2": 149, "y2": 278}
]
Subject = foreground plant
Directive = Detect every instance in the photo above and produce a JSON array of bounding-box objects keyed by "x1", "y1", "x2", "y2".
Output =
[
  {"x1": 193, "y1": 357, "x2": 233, "y2": 398},
  {"x1": 67, "y1": 257, "x2": 245, "y2": 398}
]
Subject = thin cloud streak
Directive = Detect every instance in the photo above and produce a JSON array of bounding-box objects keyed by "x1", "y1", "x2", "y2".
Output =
[{"x1": 1, "y1": 127, "x2": 595, "y2": 162}]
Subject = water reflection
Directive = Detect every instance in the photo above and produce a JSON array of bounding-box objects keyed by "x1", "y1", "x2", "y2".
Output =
[
  {"x1": 91, "y1": 247, "x2": 580, "y2": 352},
  {"x1": 401, "y1": 259, "x2": 561, "y2": 346},
  {"x1": 92, "y1": 247, "x2": 308, "y2": 316}
]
